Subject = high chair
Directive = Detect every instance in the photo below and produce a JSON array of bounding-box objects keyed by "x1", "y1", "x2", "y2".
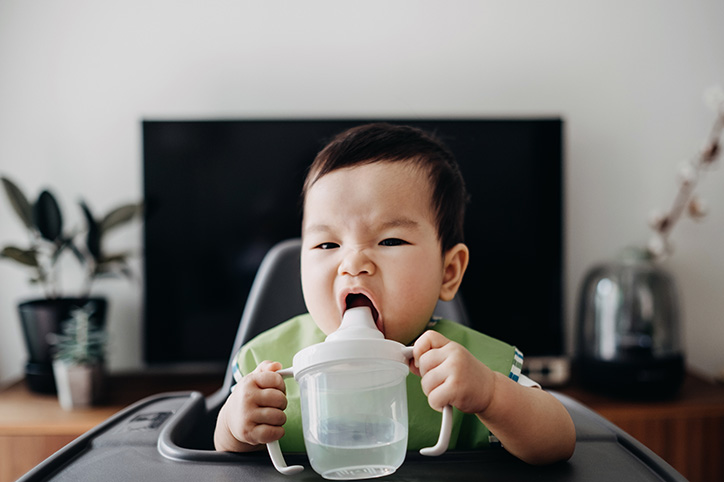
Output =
[{"x1": 19, "y1": 239, "x2": 685, "y2": 481}]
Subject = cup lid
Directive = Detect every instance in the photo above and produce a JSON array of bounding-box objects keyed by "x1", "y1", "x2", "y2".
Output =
[{"x1": 292, "y1": 307, "x2": 409, "y2": 375}]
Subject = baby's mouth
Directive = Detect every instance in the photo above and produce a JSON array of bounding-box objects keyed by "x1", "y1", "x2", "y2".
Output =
[{"x1": 345, "y1": 293, "x2": 380, "y2": 325}]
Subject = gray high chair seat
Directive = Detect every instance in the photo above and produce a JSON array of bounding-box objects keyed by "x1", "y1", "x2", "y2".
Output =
[{"x1": 19, "y1": 239, "x2": 685, "y2": 481}]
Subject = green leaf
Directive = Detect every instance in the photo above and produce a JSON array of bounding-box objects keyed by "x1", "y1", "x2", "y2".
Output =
[
  {"x1": 1, "y1": 177, "x2": 34, "y2": 229},
  {"x1": 96, "y1": 255, "x2": 134, "y2": 279},
  {"x1": 79, "y1": 200, "x2": 101, "y2": 260},
  {"x1": 33, "y1": 190, "x2": 63, "y2": 241},
  {"x1": 1, "y1": 246, "x2": 39, "y2": 267},
  {"x1": 100, "y1": 203, "x2": 142, "y2": 234}
]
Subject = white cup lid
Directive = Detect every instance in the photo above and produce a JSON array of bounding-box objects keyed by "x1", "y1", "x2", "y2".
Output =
[{"x1": 292, "y1": 307, "x2": 409, "y2": 375}]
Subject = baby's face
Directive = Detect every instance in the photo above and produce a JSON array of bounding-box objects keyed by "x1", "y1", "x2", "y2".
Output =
[{"x1": 301, "y1": 161, "x2": 446, "y2": 345}]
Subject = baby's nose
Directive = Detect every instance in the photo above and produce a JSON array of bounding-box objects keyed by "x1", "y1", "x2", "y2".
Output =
[{"x1": 338, "y1": 249, "x2": 375, "y2": 276}]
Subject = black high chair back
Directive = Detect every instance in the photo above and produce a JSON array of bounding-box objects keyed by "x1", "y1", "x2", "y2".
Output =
[{"x1": 18, "y1": 239, "x2": 686, "y2": 481}]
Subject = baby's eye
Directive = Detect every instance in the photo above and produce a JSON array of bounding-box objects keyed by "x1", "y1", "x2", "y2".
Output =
[
  {"x1": 315, "y1": 242, "x2": 340, "y2": 250},
  {"x1": 379, "y1": 238, "x2": 408, "y2": 247}
]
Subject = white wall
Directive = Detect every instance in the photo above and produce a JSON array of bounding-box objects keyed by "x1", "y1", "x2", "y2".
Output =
[{"x1": 1, "y1": 0, "x2": 723, "y2": 385}]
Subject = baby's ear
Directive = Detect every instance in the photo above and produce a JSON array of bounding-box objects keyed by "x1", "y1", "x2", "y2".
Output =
[{"x1": 439, "y1": 243, "x2": 469, "y2": 301}]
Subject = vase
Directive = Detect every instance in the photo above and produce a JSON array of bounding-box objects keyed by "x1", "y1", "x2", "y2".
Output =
[
  {"x1": 18, "y1": 297, "x2": 107, "y2": 394},
  {"x1": 52, "y1": 360, "x2": 106, "y2": 410},
  {"x1": 576, "y1": 255, "x2": 685, "y2": 398}
]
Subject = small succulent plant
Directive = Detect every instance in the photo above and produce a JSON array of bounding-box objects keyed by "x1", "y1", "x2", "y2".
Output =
[
  {"x1": 1, "y1": 176, "x2": 142, "y2": 298},
  {"x1": 53, "y1": 302, "x2": 107, "y2": 365}
]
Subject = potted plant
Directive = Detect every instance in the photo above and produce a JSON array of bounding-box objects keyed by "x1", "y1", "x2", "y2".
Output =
[
  {"x1": 1, "y1": 176, "x2": 141, "y2": 393},
  {"x1": 51, "y1": 302, "x2": 107, "y2": 409}
]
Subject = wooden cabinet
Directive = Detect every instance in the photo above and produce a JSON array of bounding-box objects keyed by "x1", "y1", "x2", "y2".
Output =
[
  {"x1": 1, "y1": 372, "x2": 722, "y2": 482},
  {"x1": 561, "y1": 373, "x2": 724, "y2": 482},
  {"x1": 0, "y1": 373, "x2": 222, "y2": 482}
]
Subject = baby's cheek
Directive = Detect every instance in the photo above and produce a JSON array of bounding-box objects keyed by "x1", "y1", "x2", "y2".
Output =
[
  {"x1": 315, "y1": 312, "x2": 334, "y2": 331},
  {"x1": 396, "y1": 317, "x2": 434, "y2": 346}
]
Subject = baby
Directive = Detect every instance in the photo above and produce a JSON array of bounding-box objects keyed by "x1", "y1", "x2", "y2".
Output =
[{"x1": 214, "y1": 123, "x2": 575, "y2": 464}]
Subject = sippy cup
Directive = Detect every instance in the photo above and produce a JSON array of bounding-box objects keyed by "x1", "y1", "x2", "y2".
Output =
[{"x1": 266, "y1": 306, "x2": 452, "y2": 480}]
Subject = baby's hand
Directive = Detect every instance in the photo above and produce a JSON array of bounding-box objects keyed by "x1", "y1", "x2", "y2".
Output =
[
  {"x1": 217, "y1": 360, "x2": 288, "y2": 450},
  {"x1": 410, "y1": 331, "x2": 496, "y2": 415}
]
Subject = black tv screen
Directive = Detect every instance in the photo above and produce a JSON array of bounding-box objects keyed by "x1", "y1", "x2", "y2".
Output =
[{"x1": 142, "y1": 119, "x2": 563, "y2": 368}]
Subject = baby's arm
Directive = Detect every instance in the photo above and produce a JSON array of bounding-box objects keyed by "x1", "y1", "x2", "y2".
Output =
[
  {"x1": 410, "y1": 331, "x2": 575, "y2": 465},
  {"x1": 214, "y1": 360, "x2": 288, "y2": 452}
]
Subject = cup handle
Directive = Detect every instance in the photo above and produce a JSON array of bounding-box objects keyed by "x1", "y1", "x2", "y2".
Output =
[
  {"x1": 401, "y1": 346, "x2": 452, "y2": 456},
  {"x1": 419, "y1": 404, "x2": 453, "y2": 456},
  {"x1": 267, "y1": 440, "x2": 303, "y2": 475},
  {"x1": 266, "y1": 367, "x2": 303, "y2": 475}
]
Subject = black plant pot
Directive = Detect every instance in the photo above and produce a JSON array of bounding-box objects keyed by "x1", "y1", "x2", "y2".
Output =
[{"x1": 18, "y1": 297, "x2": 107, "y2": 394}]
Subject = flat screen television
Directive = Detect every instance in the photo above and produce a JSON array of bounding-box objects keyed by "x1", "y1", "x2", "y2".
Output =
[{"x1": 142, "y1": 119, "x2": 563, "y2": 370}]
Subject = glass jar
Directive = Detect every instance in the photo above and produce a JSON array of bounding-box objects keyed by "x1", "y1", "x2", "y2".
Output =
[{"x1": 576, "y1": 254, "x2": 685, "y2": 398}]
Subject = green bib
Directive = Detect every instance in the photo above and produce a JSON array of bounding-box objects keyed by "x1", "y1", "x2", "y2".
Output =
[{"x1": 235, "y1": 314, "x2": 517, "y2": 452}]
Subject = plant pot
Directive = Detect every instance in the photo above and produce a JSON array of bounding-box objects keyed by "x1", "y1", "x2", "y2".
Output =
[
  {"x1": 52, "y1": 360, "x2": 106, "y2": 410},
  {"x1": 18, "y1": 297, "x2": 107, "y2": 393}
]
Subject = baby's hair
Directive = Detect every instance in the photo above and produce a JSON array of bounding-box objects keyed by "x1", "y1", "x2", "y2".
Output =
[{"x1": 303, "y1": 123, "x2": 468, "y2": 252}]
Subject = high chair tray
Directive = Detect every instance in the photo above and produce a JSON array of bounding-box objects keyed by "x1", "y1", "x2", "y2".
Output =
[{"x1": 18, "y1": 391, "x2": 685, "y2": 481}]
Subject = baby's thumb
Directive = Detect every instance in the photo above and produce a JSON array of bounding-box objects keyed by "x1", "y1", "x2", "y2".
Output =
[
  {"x1": 408, "y1": 357, "x2": 421, "y2": 377},
  {"x1": 256, "y1": 360, "x2": 283, "y2": 373}
]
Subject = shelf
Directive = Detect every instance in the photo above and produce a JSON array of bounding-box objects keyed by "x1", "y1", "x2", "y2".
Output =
[{"x1": 0, "y1": 372, "x2": 223, "y2": 482}]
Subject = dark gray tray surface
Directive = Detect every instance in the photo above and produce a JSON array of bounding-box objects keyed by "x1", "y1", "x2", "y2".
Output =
[{"x1": 19, "y1": 391, "x2": 685, "y2": 482}]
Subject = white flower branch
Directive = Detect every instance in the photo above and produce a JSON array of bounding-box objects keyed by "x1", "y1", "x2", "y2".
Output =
[{"x1": 647, "y1": 86, "x2": 724, "y2": 260}]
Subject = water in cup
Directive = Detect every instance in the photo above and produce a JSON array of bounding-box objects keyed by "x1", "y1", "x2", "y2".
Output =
[{"x1": 306, "y1": 414, "x2": 407, "y2": 480}]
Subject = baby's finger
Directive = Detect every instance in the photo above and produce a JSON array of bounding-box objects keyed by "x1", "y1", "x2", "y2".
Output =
[
  {"x1": 412, "y1": 331, "x2": 451, "y2": 363},
  {"x1": 254, "y1": 370, "x2": 286, "y2": 392},
  {"x1": 408, "y1": 358, "x2": 422, "y2": 377},
  {"x1": 417, "y1": 345, "x2": 448, "y2": 377},
  {"x1": 238, "y1": 407, "x2": 285, "y2": 445},
  {"x1": 418, "y1": 362, "x2": 447, "y2": 398},
  {"x1": 426, "y1": 382, "x2": 452, "y2": 412},
  {"x1": 254, "y1": 386, "x2": 288, "y2": 411},
  {"x1": 252, "y1": 406, "x2": 287, "y2": 428},
  {"x1": 256, "y1": 360, "x2": 283, "y2": 373},
  {"x1": 249, "y1": 423, "x2": 285, "y2": 445}
]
